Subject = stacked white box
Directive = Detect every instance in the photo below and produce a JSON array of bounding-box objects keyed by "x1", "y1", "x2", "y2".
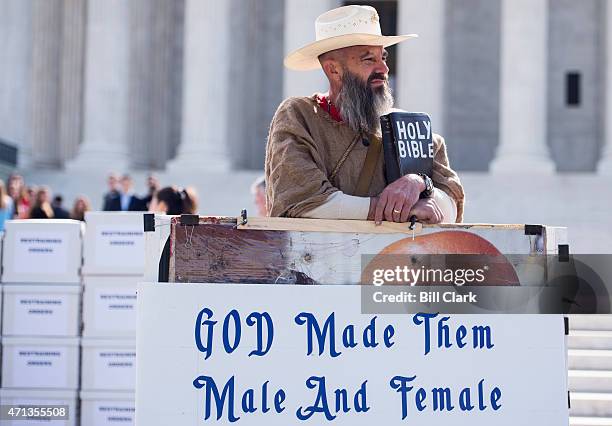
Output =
[
  {"x1": 1, "y1": 337, "x2": 80, "y2": 389},
  {"x1": 82, "y1": 212, "x2": 145, "y2": 276},
  {"x1": 2, "y1": 220, "x2": 83, "y2": 284},
  {"x1": 81, "y1": 213, "x2": 144, "y2": 416},
  {"x1": 81, "y1": 339, "x2": 136, "y2": 391},
  {"x1": 2, "y1": 285, "x2": 81, "y2": 336},
  {"x1": 80, "y1": 391, "x2": 135, "y2": 426},
  {"x1": 0, "y1": 388, "x2": 78, "y2": 426},
  {"x1": 0, "y1": 220, "x2": 83, "y2": 424},
  {"x1": 82, "y1": 277, "x2": 138, "y2": 338}
]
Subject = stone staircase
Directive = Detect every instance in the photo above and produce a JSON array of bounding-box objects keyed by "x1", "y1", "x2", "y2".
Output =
[{"x1": 569, "y1": 315, "x2": 612, "y2": 425}]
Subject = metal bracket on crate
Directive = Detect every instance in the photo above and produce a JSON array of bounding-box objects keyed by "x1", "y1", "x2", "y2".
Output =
[
  {"x1": 524, "y1": 224, "x2": 543, "y2": 236},
  {"x1": 180, "y1": 214, "x2": 199, "y2": 226},
  {"x1": 143, "y1": 213, "x2": 155, "y2": 232},
  {"x1": 558, "y1": 244, "x2": 570, "y2": 262}
]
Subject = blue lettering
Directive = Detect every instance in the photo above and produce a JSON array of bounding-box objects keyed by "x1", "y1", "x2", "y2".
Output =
[
  {"x1": 223, "y1": 310, "x2": 241, "y2": 354},
  {"x1": 246, "y1": 312, "x2": 274, "y2": 357},
  {"x1": 192, "y1": 375, "x2": 239, "y2": 422},
  {"x1": 194, "y1": 308, "x2": 217, "y2": 360},
  {"x1": 295, "y1": 313, "x2": 341, "y2": 358}
]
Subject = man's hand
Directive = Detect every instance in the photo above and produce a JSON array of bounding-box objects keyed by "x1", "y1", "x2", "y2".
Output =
[
  {"x1": 373, "y1": 174, "x2": 425, "y2": 224},
  {"x1": 409, "y1": 198, "x2": 444, "y2": 224}
]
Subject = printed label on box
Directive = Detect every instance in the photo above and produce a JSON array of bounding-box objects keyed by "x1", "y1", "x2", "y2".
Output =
[
  {"x1": 12, "y1": 346, "x2": 69, "y2": 388},
  {"x1": 94, "y1": 402, "x2": 135, "y2": 425},
  {"x1": 13, "y1": 294, "x2": 72, "y2": 335},
  {"x1": 13, "y1": 231, "x2": 69, "y2": 274},
  {"x1": 94, "y1": 225, "x2": 144, "y2": 269},
  {"x1": 94, "y1": 349, "x2": 136, "y2": 388},
  {"x1": 94, "y1": 288, "x2": 137, "y2": 333}
]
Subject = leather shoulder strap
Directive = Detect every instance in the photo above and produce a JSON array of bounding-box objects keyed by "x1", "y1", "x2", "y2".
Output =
[
  {"x1": 329, "y1": 135, "x2": 360, "y2": 183},
  {"x1": 354, "y1": 136, "x2": 382, "y2": 197}
]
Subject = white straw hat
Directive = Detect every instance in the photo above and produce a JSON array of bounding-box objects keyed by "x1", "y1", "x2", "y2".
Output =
[{"x1": 284, "y1": 5, "x2": 417, "y2": 71}]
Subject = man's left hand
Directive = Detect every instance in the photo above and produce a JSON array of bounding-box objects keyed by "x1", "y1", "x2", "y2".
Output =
[
  {"x1": 374, "y1": 174, "x2": 424, "y2": 224},
  {"x1": 409, "y1": 198, "x2": 444, "y2": 224}
]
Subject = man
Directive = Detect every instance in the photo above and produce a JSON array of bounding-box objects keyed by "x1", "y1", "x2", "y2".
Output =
[
  {"x1": 141, "y1": 173, "x2": 160, "y2": 210},
  {"x1": 104, "y1": 174, "x2": 147, "y2": 212},
  {"x1": 265, "y1": 5, "x2": 464, "y2": 224},
  {"x1": 51, "y1": 195, "x2": 70, "y2": 219},
  {"x1": 102, "y1": 172, "x2": 120, "y2": 211}
]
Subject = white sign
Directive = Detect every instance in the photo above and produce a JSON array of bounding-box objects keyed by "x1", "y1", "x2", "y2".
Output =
[
  {"x1": 13, "y1": 231, "x2": 68, "y2": 275},
  {"x1": 136, "y1": 283, "x2": 568, "y2": 425}
]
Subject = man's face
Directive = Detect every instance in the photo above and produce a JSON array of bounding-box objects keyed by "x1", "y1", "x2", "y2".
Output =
[
  {"x1": 330, "y1": 45, "x2": 394, "y2": 134},
  {"x1": 108, "y1": 174, "x2": 118, "y2": 191},
  {"x1": 120, "y1": 177, "x2": 132, "y2": 193},
  {"x1": 337, "y1": 45, "x2": 389, "y2": 92}
]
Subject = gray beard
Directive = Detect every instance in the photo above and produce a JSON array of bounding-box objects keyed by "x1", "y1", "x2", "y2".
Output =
[{"x1": 336, "y1": 71, "x2": 394, "y2": 135}]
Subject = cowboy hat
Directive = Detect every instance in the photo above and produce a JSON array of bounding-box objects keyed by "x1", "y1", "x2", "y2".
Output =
[{"x1": 284, "y1": 5, "x2": 417, "y2": 71}]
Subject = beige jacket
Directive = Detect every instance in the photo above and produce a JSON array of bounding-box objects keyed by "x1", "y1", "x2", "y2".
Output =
[{"x1": 265, "y1": 94, "x2": 465, "y2": 221}]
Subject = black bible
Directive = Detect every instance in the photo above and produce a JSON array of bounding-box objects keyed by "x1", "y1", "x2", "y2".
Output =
[{"x1": 380, "y1": 112, "x2": 434, "y2": 183}]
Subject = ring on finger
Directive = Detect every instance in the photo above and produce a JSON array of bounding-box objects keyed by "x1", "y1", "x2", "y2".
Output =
[{"x1": 393, "y1": 208, "x2": 401, "y2": 214}]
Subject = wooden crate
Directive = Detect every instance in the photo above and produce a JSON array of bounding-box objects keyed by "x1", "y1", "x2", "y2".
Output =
[{"x1": 144, "y1": 215, "x2": 567, "y2": 285}]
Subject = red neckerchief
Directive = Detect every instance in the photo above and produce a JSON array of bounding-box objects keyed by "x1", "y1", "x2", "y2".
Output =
[{"x1": 317, "y1": 94, "x2": 343, "y2": 122}]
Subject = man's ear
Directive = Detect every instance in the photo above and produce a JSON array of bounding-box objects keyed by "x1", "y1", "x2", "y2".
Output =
[{"x1": 321, "y1": 60, "x2": 342, "y2": 84}]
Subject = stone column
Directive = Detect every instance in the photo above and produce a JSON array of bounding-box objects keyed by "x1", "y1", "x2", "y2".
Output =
[
  {"x1": 67, "y1": 0, "x2": 130, "y2": 171},
  {"x1": 128, "y1": 0, "x2": 184, "y2": 170},
  {"x1": 0, "y1": 0, "x2": 34, "y2": 168},
  {"x1": 599, "y1": 0, "x2": 612, "y2": 175},
  {"x1": 396, "y1": 0, "x2": 446, "y2": 134},
  {"x1": 167, "y1": 0, "x2": 231, "y2": 172},
  {"x1": 227, "y1": 0, "x2": 285, "y2": 170},
  {"x1": 59, "y1": 0, "x2": 87, "y2": 163},
  {"x1": 490, "y1": 0, "x2": 555, "y2": 173},
  {"x1": 30, "y1": 0, "x2": 63, "y2": 168},
  {"x1": 282, "y1": 0, "x2": 339, "y2": 98}
]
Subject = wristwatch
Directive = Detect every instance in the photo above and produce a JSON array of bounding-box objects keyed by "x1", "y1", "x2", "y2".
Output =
[{"x1": 418, "y1": 173, "x2": 434, "y2": 198}]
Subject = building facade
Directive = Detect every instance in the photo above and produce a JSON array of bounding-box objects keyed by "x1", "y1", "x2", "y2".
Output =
[{"x1": 1, "y1": 0, "x2": 611, "y2": 173}]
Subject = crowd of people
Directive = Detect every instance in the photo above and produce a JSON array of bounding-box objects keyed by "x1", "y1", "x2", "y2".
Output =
[
  {"x1": 0, "y1": 172, "x2": 201, "y2": 232},
  {"x1": 0, "y1": 173, "x2": 93, "y2": 231},
  {"x1": 0, "y1": 171, "x2": 271, "y2": 232}
]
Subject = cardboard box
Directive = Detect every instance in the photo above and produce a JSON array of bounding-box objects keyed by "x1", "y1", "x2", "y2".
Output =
[
  {"x1": 81, "y1": 338, "x2": 136, "y2": 391},
  {"x1": 82, "y1": 276, "x2": 140, "y2": 337},
  {"x1": 80, "y1": 390, "x2": 135, "y2": 426},
  {"x1": 1, "y1": 336, "x2": 80, "y2": 389},
  {"x1": 0, "y1": 388, "x2": 77, "y2": 426},
  {"x1": 2, "y1": 220, "x2": 83, "y2": 284},
  {"x1": 2, "y1": 285, "x2": 81, "y2": 337},
  {"x1": 82, "y1": 212, "x2": 145, "y2": 276}
]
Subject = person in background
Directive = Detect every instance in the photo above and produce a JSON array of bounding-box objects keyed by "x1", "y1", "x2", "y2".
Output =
[
  {"x1": 104, "y1": 174, "x2": 147, "y2": 211},
  {"x1": 70, "y1": 195, "x2": 91, "y2": 221},
  {"x1": 28, "y1": 186, "x2": 54, "y2": 219},
  {"x1": 142, "y1": 174, "x2": 160, "y2": 210},
  {"x1": 7, "y1": 174, "x2": 30, "y2": 219},
  {"x1": 251, "y1": 175, "x2": 267, "y2": 216},
  {"x1": 51, "y1": 195, "x2": 70, "y2": 219},
  {"x1": 0, "y1": 179, "x2": 15, "y2": 231},
  {"x1": 149, "y1": 186, "x2": 198, "y2": 215},
  {"x1": 102, "y1": 172, "x2": 120, "y2": 211}
]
